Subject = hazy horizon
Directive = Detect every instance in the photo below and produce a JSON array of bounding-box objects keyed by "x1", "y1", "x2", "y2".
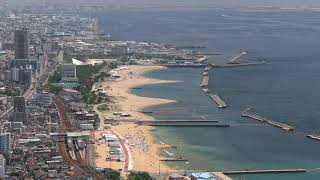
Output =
[{"x1": 8, "y1": 0, "x2": 320, "y2": 10}]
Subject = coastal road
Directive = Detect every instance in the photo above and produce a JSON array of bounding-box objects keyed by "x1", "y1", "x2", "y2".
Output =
[{"x1": 111, "y1": 130, "x2": 133, "y2": 171}]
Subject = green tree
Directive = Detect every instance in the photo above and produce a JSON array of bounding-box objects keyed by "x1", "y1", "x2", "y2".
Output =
[
  {"x1": 104, "y1": 169, "x2": 121, "y2": 180},
  {"x1": 63, "y1": 52, "x2": 73, "y2": 63},
  {"x1": 127, "y1": 172, "x2": 154, "y2": 180},
  {"x1": 48, "y1": 70, "x2": 61, "y2": 83},
  {"x1": 49, "y1": 85, "x2": 63, "y2": 94}
]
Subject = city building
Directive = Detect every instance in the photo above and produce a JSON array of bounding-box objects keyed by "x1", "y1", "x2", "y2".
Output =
[
  {"x1": 13, "y1": 97, "x2": 27, "y2": 125},
  {"x1": 0, "y1": 0, "x2": 8, "y2": 11},
  {"x1": 11, "y1": 67, "x2": 20, "y2": 82},
  {"x1": 35, "y1": 91, "x2": 52, "y2": 106},
  {"x1": 14, "y1": 28, "x2": 29, "y2": 60},
  {"x1": 21, "y1": 65, "x2": 33, "y2": 85},
  {"x1": 0, "y1": 131, "x2": 12, "y2": 154},
  {"x1": 0, "y1": 96, "x2": 7, "y2": 112},
  {"x1": 0, "y1": 154, "x2": 5, "y2": 178},
  {"x1": 14, "y1": 96, "x2": 25, "y2": 113},
  {"x1": 109, "y1": 45, "x2": 128, "y2": 56},
  {"x1": 12, "y1": 112, "x2": 27, "y2": 126},
  {"x1": 61, "y1": 63, "x2": 77, "y2": 82},
  {"x1": 79, "y1": 123, "x2": 94, "y2": 130},
  {"x1": 4, "y1": 70, "x2": 11, "y2": 82},
  {"x1": 10, "y1": 59, "x2": 30, "y2": 68}
]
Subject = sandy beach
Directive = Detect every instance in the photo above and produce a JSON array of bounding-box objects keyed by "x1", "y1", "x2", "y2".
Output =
[{"x1": 94, "y1": 65, "x2": 177, "y2": 173}]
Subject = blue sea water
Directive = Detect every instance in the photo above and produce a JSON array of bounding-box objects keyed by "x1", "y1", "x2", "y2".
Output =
[{"x1": 96, "y1": 9, "x2": 320, "y2": 179}]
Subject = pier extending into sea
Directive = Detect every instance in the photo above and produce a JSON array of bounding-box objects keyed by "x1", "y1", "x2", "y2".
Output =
[
  {"x1": 241, "y1": 108, "x2": 294, "y2": 132},
  {"x1": 222, "y1": 168, "x2": 307, "y2": 175},
  {"x1": 213, "y1": 61, "x2": 266, "y2": 68},
  {"x1": 306, "y1": 134, "x2": 320, "y2": 141},
  {"x1": 146, "y1": 124, "x2": 230, "y2": 127},
  {"x1": 228, "y1": 51, "x2": 247, "y2": 64},
  {"x1": 200, "y1": 66, "x2": 227, "y2": 108},
  {"x1": 209, "y1": 94, "x2": 227, "y2": 108},
  {"x1": 136, "y1": 120, "x2": 219, "y2": 124}
]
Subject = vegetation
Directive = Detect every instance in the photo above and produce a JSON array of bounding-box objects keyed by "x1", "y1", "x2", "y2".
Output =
[
  {"x1": 47, "y1": 59, "x2": 110, "y2": 103},
  {"x1": 76, "y1": 62, "x2": 107, "y2": 84},
  {"x1": 47, "y1": 53, "x2": 56, "y2": 61},
  {"x1": 9, "y1": 172, "x2": 21, "y2": 177},
  {"x1": 94, "y1": 72, "x2": 110, "y2": 82},
  {"x1": 47, "y1": 65, "x2": 63, "y2": 94},
  {"x1": 82, "y1": 39, "x2": 99, "y2": 44},
  {"x1": 75, "y1": 62, "x2": 110, "y2": 104},
  {"x1": 74, "y1": 85, "x2": 95, "y2": 104},
  {"x1": 127, "y1": 172, "x2": 154, "y2": 180},
  {"x1": 103, "y1": 169, "x2": 122, "y2": 180},
  {"x1": 49, "y1": 84, "x2": 63, "y2": 94},
  {"x1": 63, "y1": 52, "x2": 73, "y2": 63},
  {"x1": 48, "y1": 70, "x2": 61, "y2": 84},
  {"x1": 97, "y1": 104, "x2": 108, "y2": 111},
  {"x1": 0, "y1": 89, "x2": 20, "y2": 96},
  {"x1": 93, "y1": 114, "x2": 100, "y2": 129}
]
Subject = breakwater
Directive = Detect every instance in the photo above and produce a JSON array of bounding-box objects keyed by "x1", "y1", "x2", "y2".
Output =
[
  {"x1": 200, "y1": 66, "x2": 227, "y2": 108},
  {"x1": 241, "y1": 108, "x2": 294, "y2": 132}
]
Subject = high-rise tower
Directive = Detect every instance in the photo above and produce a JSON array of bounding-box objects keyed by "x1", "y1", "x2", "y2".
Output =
[
  {"x1": 14, "y1": 28, "x2": 29, "y2": 59},
  {"x1": 0, "y1": 131, "x2": 11, "y2": 154},
  {"x1": 14, "y1": 96, "x2": 25, "y2": 113},
  {"x1": 0, "y1": 0, "x2": 8, "y2": 10}
]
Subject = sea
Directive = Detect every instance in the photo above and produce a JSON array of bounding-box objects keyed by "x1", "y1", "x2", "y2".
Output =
[{"x1": 95, "y1": 9, "x2": 320, "y2": 180}]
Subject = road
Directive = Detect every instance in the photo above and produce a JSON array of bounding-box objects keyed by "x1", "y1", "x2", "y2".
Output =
[{"x1": 93, "y1": 103, "x2": 107, "y2": 130}]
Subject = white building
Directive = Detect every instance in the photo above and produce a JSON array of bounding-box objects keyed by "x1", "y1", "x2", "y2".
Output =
[{"x1": 79, "y1": 124, "x2": 94, "y2": 130}]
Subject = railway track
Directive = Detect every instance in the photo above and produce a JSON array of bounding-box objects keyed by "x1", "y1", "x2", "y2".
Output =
[{"x1": 53, "y1": 96, "x2": 103, "y2": 179}]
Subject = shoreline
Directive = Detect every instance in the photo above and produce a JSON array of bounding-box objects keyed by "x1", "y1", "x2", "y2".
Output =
[{"x1": 93, "y1": 65, "x2": 178, "y2": 174}]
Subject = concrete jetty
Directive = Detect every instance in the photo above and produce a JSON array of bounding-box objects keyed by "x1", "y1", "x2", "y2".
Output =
[
  {"x1": 146, "y1": 124, "x2": 230, "y2": 127},
  {"x1": 241, "y1": 108, "x2": 294, "y2": 131},
  {"x1": 163, "y1": 63, "x2": 207, "y2": 68},
  {"x1": 160, "y1": 158, "x2": 188, "y2": 162},
  {"x1": 213, "y1": 60, "x2": 266, "y2": 68},
  {"x1": 197, "y1": 56, "x2": 209, "y2": 63},
  {"x1": 200, "y1": 75, "x2": 209, "y2": 88},
  {"x1": 306, "y1": 134, "x2": 320, "y2": 141},
  {"x1": 200, "y1": 66, "x2": 228, "y2": 109},
  {"x1": 200, "y1": 66, "x2": 211, "y2": 88},
  {"x1": 209, "y1": 94, "x2": 227, "y2": 108},
  {"x1": 187, "y1": 53, "x2": 221, "y2": 55},
  {"x1": 116, "y1": 119, "x2": 219, "y2": 123},
  {"x1": 228, "y1": 51, "x2": 247, "y2": 64},
  {"x1": 137, "y1": 120, "x2": 219, "y2": 124},
  {"x1": 223, "y1": 168, "x2": 306, "y2": 175}
]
